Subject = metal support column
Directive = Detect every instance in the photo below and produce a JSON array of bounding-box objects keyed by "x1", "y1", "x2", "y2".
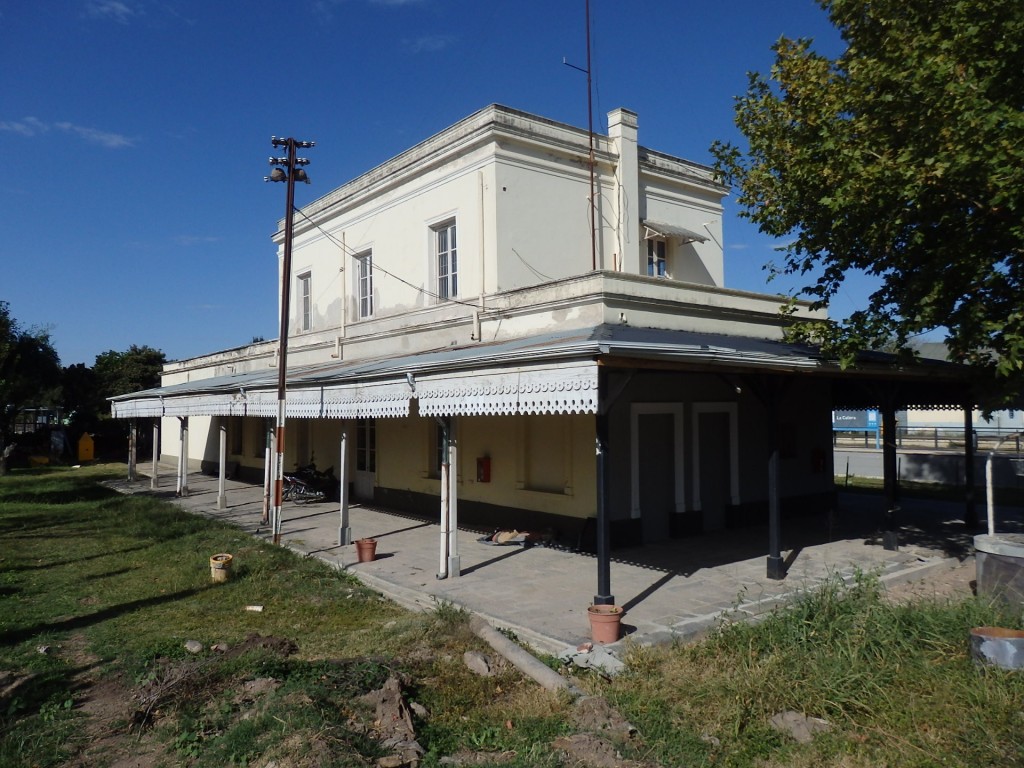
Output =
[
  {"x1": 217, "y1": 423, "x2": 227, "y2": 510},
  {"x1": 151, "y1": 421, "x2": 159, "y2": 489},
  {"x1": 261, "y1": 425, "x2": 272, "y2": 526},
  {"x1": 881, "y1": 400, "x2": 899, "y2": 551},
  {"x1": 177, "y1": 416, "x2": 189, "y2": 497},
  {"x1": 594, "y1": 386, "x2": 614, "y2": 605},
  {"x1": 437, "y1": 417, "x2": 451, "y2": 579},
  {"x1": 447, "y1": 417, "x2": 460, "y2": 578},
  {"x1": 338, "y1": 429, "x2": 351, "y2": 546},
  {"x1": 766, "y1": 393, "x2": 785, "y2": 580},
  {"x1": 964, "y1": 403, "x2": 978, "y2": 529},
  {"x1": 127, "y1": 420, "x2": 137, "y2": 482}
]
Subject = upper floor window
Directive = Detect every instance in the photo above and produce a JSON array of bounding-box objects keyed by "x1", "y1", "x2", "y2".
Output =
[
  {"x1": 647, "y1": 239, "x2": 667, "y2": 278},
  {"x1": 298, "y1": 272, "x2": 312, "y2": 331},
  {"x1": 356, "y1": 251, "x2": 373, "y2": 319},
  {"x1": 434, "y1": 220, "x2": 457, "y2": 300}
]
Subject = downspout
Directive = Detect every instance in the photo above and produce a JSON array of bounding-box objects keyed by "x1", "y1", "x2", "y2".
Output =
[
  {"x1": 336, "y1": 231, "x2": 347, "y2": 359},
  {"x1": 477, "y1": 170, "x2": 486, "y2": 341}
]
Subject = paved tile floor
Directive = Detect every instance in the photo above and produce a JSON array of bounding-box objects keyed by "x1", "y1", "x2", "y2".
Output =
[{"x1": 107, "y1": 467, "x2": 1001, "y2": 656}]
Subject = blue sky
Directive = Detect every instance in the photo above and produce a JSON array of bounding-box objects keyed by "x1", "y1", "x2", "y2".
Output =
[{"x1": 1, "y1": 0, "x2": 850, "y2": 367}]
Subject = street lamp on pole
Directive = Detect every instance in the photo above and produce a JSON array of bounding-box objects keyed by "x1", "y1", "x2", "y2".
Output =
[{"x1": 265, "y1": 136, "x2": 314, "y2": 545}]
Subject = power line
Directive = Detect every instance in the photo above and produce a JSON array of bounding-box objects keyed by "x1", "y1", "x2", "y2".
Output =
[{"x1": 290, "y1": 205, "x2": 483, "y2": 311}]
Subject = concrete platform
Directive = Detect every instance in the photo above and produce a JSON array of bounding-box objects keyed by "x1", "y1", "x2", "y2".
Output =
[{"x1": 107, "y1": 468, "x2": 1001, "y2": 657}]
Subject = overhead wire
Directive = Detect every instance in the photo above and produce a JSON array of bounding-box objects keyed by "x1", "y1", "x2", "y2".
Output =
[{"x1": 289, "y1": 205, "x2": 484, "y2": 312}]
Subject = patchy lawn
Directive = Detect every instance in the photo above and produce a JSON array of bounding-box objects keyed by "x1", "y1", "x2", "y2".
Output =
[{"x1": 2, "y1": 466, "x2": 1022, "y2": 768}]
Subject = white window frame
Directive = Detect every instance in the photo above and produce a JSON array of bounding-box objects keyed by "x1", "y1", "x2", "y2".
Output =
[
  {"x1": 647, "y1": 238, "x2": 668, "y2": 278},
  {"x1": 629, "y1": 403, "x2": 686, "y2": 518},
  {"x1": 433, "y1": 219, "x2": 458, "y2": 301},
  {"x1": 690, "y1": 402, "x2": 740, "y2": 509},
  {"x1": 298, "y1": 271, "x2": 312, "y2": 332},
  {"x1": 356, "y1": 251, "x2": 373, "y2": 319}
]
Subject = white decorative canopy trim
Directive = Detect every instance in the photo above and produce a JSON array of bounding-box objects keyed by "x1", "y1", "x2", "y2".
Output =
[
  {"x1": 110, "y1": 362, "x2": 598, "y2": 420},
  {"x1": 417, "y1": 361, "x2": 599, "y2": 417},
  {"x1": 112, "y1": 382, "x2": 413, "y2": 420}
]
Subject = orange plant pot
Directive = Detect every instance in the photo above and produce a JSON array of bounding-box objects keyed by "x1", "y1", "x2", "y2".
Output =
[
  {"x1": 355, "y1": 538, "x2": 378, "y2": 563},
  {"x1": 587, "y1": 604, "x2": 623, "y2": 644}
]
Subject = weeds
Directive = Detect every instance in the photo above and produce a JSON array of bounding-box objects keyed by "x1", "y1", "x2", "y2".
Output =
[{"x1": 4, "y1": 467, "x2": 1024, "y2": 767}]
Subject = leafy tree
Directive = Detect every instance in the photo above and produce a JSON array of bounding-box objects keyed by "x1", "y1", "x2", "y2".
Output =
[
  {"x1": 0, "y1": 302, "x2": 62, "y2": 472},
  {"x1": 711, "y1": 0, "x2": 1024, "y2": 379},
  {"x1": 92, "y1": 345, "x2": 166, "y2": 399},
  {"x1": 61, "y1": 362, "x2": 101, "y2": 434}
]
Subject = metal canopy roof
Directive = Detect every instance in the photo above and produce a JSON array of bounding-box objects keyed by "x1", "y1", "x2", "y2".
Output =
[
  {"x1": 642, "y1": 220, "x2": 709, "y2": 244},
  {"x1": 110, "y1": 324, "x2": 978, "y2": 418}
]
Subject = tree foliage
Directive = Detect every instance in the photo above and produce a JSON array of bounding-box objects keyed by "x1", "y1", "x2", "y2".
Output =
[
  {"x1": 0, "y1": 301, "x2": 62, "y2": 445},
  {"x1": 92, "y1": 345, "x2": 166, "y2": 400},
  {"x1": 711, "y1": 0, "x2": 1024, "y2": 378}
]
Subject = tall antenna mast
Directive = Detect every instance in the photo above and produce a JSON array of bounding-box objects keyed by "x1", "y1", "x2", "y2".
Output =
[
  {"x1": 564, "y1": 0, "x2": 598, "y2": 271},
  {"x1": 585, "y1": 0, "x2": 596, "y2": 271}
]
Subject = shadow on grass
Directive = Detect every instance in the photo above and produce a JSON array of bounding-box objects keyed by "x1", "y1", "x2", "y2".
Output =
[
  {"x1": 4, "y1": 544, "x2": 156, "y2": 572},
  {"x1": 0, "y1": 586, "x2": 213, "y2": 646},
  {"x1": 0, "y1": 484, "x2": 121, "y2": 506}
]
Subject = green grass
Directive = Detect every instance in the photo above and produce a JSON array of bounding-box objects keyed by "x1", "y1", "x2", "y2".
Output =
[
  {"x1": 3, "y1": 466, "x2": 1024, "y2": 767},
  {"x1": 837, "y1": 473, "x2": 1024, "y2": 507},
  {"x1": 608, "y1": 572, "x2": 1024, "y2": 767},
  {"x1": 0, "y1": 466, "x2": 571, "y2": 767}
]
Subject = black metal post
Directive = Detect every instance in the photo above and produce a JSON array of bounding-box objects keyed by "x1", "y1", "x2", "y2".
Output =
[
  {"x1": 964, "y1": 402, "x2": 978, "y2": 529},
  {"x1": 594, "y1": 384, "x2": 614, "y2": 605},
  {"x1": 882, "y1": 399, "x2": 899, "y2": 550},
  {"x1": 766, "y1": 395, "x2": 785, "y2": 580}
]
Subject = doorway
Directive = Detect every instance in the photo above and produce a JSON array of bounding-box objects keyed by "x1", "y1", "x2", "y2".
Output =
[
  {"x1": 354, "y1": 418, "x2": 376, "y2": 501},
  {"x1": 631, "y1": 404, "x2": 685, "y2": 543},
  {"x1": 692, "y1": 403, "x2": 739, "y2": 531}
]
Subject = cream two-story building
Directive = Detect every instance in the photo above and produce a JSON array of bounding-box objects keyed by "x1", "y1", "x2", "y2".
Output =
[{"x1": 112, "y1": 105, "x2": 975, "y2": 586}]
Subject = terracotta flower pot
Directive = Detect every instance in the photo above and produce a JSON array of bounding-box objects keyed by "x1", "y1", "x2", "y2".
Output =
[
  {"x1": 587, "y1": 604, "x2": 623, "y2": 644},
  {"x1": 355, "y1": 538, "x2": 378, "y2": 563}
]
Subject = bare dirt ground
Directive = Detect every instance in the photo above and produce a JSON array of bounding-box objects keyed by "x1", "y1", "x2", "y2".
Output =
[
  {"x1": 25, "y1": 560, "x2": 981, "y2": 768},
  {"x1": 882, "y1": 557, "x2": 977, "y2": 604}
]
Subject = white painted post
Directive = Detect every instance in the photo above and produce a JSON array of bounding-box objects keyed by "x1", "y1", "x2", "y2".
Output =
[
  {"x1": 151, "y1": 421, "x2": 159, "y2": 489},
  {"x1": 176, "y1": 445, "x2": 183, "y2": 496},
  {"x1": 447, "y1": 417, "x2": 460, "y2": 577},
  {"x1": 177, "y1": 417, "x2": 189, "y2": 497},
  {"x1": 261, "y1": 426, "x2": 272, "y2": 525},
  {"x1": 438, "y1": 418, "x2": 450, "y2": 579},
  {"x1": 338, "y1": 429, "x2": 351, "y2": 545},
  {"x1": 217, "y1": 424, "x2": 227, "y2": 510},
  {"x1": 267, "y1": 429, "x2": 278, "y2": 534},
  {"x1": 439, "y1": 458, "x2": 449, "y2": 579}
]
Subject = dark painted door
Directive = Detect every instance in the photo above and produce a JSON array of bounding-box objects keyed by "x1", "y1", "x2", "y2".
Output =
[{"x1": 638, "y1": 413, "x2": 675, "y2": 543}]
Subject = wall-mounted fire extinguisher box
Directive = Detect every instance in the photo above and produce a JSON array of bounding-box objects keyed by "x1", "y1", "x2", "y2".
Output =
[{"x1": 476, "y1": 456, "x2": 491, "y2": 483}]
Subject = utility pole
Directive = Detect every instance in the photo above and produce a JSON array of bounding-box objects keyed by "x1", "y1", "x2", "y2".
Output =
[{"x1": 265, "y1": 137, "x2": 314, "y2": 545}]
